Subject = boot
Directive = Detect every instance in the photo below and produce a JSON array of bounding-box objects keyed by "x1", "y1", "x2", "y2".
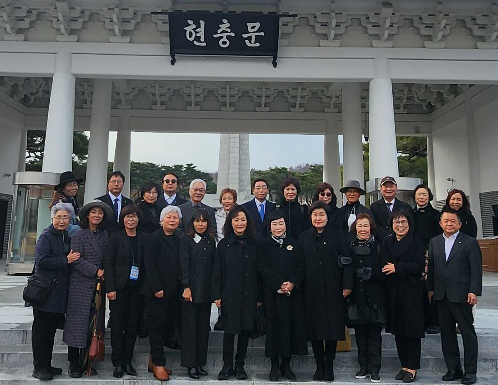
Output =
[
  {"x1": 217, "y1": 364, "x2": 233, "y2": 380},
  {"x1": 313, "y1": 360, "x2": 325, "y2": 381},
  {"x1": 324, "y1": 359, "x2": 335, "y2": 382},
  {"x1": 152, "y1": 365, "x2": 170, "y2": 381},
  {"x1": 235, "y1": 362, "x2": 248, "y2": 380},
  {"x1": 280, "y1": 357, "x2": 296, "y2": 380},
  {"x1": 269, "y1": 357, "x2": 280, "y2": 381}
]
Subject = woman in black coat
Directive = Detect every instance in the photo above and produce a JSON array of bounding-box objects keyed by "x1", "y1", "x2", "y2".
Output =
[
  {"x1": 31, "y1": 203, "x2": 80, "y2": 381},
  {"x1": 104, "y1": 205, "x2": 146, "y2": 378},
  {"x1": 141, "y1": 205, "x2": 183, "y2": 381},
  {"x1": 381, "y1": 210, "x2": 425, "y2": 383},
  {"x1": 257, "y1": 210, "x2": 307, "y2": 382},
  {"x1": 212, "y1": 205, "x2": 259, "y2": 381},
  {"x1": 276, "y1": 176, "x2": 310, "y2": 240},
  {"x1": 445, "y1": 189, "x2": 478, "y2": 238},
  {"x1": 179, "y1": 209, "x2": 216, "y2": 379},
  {"x1": 347, "y1": 213, "x2": 385, "y2": 383},
  {"x1": 136, "y1": 182, "x2": 162, "y2": 234},
  {"x1": 299, "y1": 201, "x2": 354, "y2": 382},
  {"x1": 312, "y1": 182, "x2": 340, "y2": 227}
]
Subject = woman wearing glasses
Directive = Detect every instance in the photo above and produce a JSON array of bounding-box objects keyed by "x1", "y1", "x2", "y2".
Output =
[
  {"x1": 312, "y1": 182, "x2": 339, "y2": 226},
  {"x1": 104, "y1": 205, "x2": 146, "y2": 378},
  {"x1": 381, "y1": 210, "x2": 425, "y2": 383}
]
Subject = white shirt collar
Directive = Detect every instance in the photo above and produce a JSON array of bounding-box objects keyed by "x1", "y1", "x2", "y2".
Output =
[
  {"x1": 255, "y1": 199, "x2": 266, "y2": 207},
  {"x1": 443, "y1": 231, "x2": 459, "y2": 240},
  {"x1": 109, "y1": 192, "x2": 122, "y2": 202},
  {"x1": 384, "y1": 198, "x2": 396, "y2": 205},
  {"x1": 165, "y1": 193, "x2": 176, "y2": 202},
  {"x1": 193, "y1": 233, "x2": 203, "y2": 243}
]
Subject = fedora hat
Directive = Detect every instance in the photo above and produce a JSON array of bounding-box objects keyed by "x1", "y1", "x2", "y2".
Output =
[
  {"x1": 78, "y1": 199, "x2": 113, "y2": 223},
  {"x1": 54, "y1": 171, "x2": 84, "y2": 191},
  {"x1": 339, "y1": 180, "x2": 366, "y2": 195}
]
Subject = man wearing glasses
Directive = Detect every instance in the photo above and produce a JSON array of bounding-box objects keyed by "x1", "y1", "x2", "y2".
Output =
[
  {"x1": 157, "y1": 171, "x2": 187, "y2": 210},
  {"x1": 242, "y1": 178, "x2": 276, "y2": 240},
  {"x1": 95, "y1": 171, "x2": 133, "y2": 234},
  {"x1": 178, "y1": 179, "x2": 216, "y2": 232}
]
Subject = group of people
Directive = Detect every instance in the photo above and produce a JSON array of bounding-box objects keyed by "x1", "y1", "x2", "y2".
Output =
[{"x1": 29, "y1": 170, "x2": 482, "y2": 385}]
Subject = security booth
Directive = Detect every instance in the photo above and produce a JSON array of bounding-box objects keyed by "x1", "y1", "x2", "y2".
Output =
[
  {"x1": 6, "y1": 172, "x2": 59, "y2": 274},
  {"x1": 366, "y1": 177, "x2": 422, "y2": 208}
]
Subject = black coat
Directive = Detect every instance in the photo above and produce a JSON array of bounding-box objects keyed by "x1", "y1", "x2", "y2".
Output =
[
  {"x1": 334, "y1": 201, "x2": 372, "y2": 235},
  {"x1": 141, "y1": 230, "x2": 182, "y2": 298},
  {"x1": 299, "y1": 226, "x2": 354, "y2": 341},
  {"x1": 95, "y1": 193, "x2": 133, "y2": 235},
  {"x1": 33, "y1": 225, "x2": 71, "y2": 314},
  {"x1": 412, "y1": 204, "x2": 442, "y2": 250},
  {"x1": 276, "y1": 200, "x2": 310, "y2": 240},
  {"x1": 179, "y1": 235, "x2": 216, "y2": 304},
  {"x1": 104, "y1": 230, "x2": 147, "y2": 293},
  {"x1": 370, "y1": 198, "x2": 412, "y2": 241},
  {"x1": 156, "y1": 193, "x2": 187, "y2": 210},
  {"x1": 137, "y1": 200, "x2": 161, "y2": 234},
  {"x1": 381, "y1": 234, "x2": 425, "y2": 338},
  {"x1": 212, "y1": 235, "x2": 259, "y2": 334},
  {"x1": 241, "y1": 198, "x2": 276, "y2": 240},
  {"x1": 347, "y1": 238, "x2": 385, "y2": 326},
  {"x1": 456, "y1": 209, "x2": 478, "y2": 239},
  {"x1": 257, "y1": 236, "x2": 308, "y2": 357}
]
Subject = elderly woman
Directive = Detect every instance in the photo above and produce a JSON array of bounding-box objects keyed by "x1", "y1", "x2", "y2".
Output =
[
  {"x1": 299, "y1": 201, "x2": 354, "y2": 382},
  {"x1": 136, "y1": 181, "x2": 162, "y2": 234},
  {"x1": 141, "y1": 205, "x2": 183, "y2": 381},
  {"x1": 215, "y1": 188, "x2": 237, "y2": 241},
  {"x1": 334, "y1": 180, "x2": 372, "y2": 235},
  {"x1": 213, "y1": 205, "x2": 259, "y2": 381},
  {"x1": 445, "y1": 189, "x2": 478, "y2": 238},
  {"x1": 104, "y1": 205, "x2": 146, "y2": 378},
  {"x1": 381, "y1": 210, "x2": 425, "y2": 383},
  {"x1": 180, "y1": 209, "x2": 217, "y2": 379},
  {"x1": 50, "y1": 171, "x2": 84, "y2": 235},
  {"x1": 312, "y1": 182, "x2": 340, "y2": 225},
  {"x1": 31, "y1": 203, "x2": 80, "y2": 381},
  {"x1": 63, "y1": 200, "x2": 112, "y2": 378},
  {"x1": 277, "y1": 176, "x2": 309, "y2": 240},
  {"x1": 257, "y1": 210, "x2": 307, "y2": 382},
  {"x1": 347, "y1": 213, "x2": 385, "y2": 383}
]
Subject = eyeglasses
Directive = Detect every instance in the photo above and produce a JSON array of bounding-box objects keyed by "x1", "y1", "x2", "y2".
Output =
[
  {"x1": 192, "y1": 188, "x2": 205, "y2": 193},
  {"x1": 319, "y1": 192, "x2": 332, "y2": 197},
  {"x1": 164, "y1": 179, "x2": 177, "y2": 184},
  {"x1": 393, "y1": 220, "x2": 408, "y2": 226}
]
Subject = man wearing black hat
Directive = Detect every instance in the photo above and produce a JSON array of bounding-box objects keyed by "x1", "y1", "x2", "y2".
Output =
[
  {"x1": 370, "y1": 176, "x2": 412, "y2": 241},
  {"x1": 333, "y1": 180, "x2": 372, "y2": 234}
]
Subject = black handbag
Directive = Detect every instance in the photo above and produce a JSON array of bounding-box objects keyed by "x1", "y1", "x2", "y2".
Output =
[
  {"x1": 22, "y1": 274, "x2": 55, "y2": 305},
  {"x1": 250, "y1": 305, "x2": 266, "y2": 340}
]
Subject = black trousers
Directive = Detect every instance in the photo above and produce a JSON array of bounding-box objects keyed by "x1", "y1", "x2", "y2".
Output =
[
  {"x1": 394, "y1": 335, "x2": 421, "y2": 370},
  {"x1": 423, "y1": 288, "x2": 439, "y2": 328},
  {"x1": 437, "y1": 297, "x2": 478, "y2": 374},
  {"x1": 32, "y1": 308, "x2": 65, "y2": 371},
  {"x1": 354, "y1": 324, "x2": 382, "y2": 374},
  {"x1": 109, "y1": 284, "x2": 141, "y2": 366},
  {"x1": 146, "y1": 295, "x2": 174, "y2": 366},
  {"x1": 311, "y1": 340, "x2": 337, "y2": 363},
  {"x1": 222, "y1": 330, "x2": 251, "y2": 366},
  {"x1": 181, "y1": 302, "x2": 211, "y2": 368}
]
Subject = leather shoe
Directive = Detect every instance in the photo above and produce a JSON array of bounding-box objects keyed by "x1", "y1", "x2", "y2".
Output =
[
  {"x1": 442, "y1": 370, "x2": 464, "y2": 381},
  {"x1": 68, "y1": 364, "x2": 82, "y2": 378},
  {"x1": 196, "y1": 366, "x2": 208, "y2": 376},
  {"x1": 188, "y1": 368, "x2": 199, "y2": 379},
  {"x1": 403, "y1": 371, "x2": 416, "y2": 383},
  {"x1": 235, "y1": 364, "x2": 248, "y2": 380},
  {"x1": 152, "y1": 365, "x2": 170, "y2": 381},
  {"x1": 125, "y1": 364, "x2": 137, "y2": 376},
  {"x1": 313, "y1": 362, "x2": 325, "y2": 381},
  {"x1": 269, "y1": 363, "x2": 280, "y2": 381},
  {"x1": 32, "y1": 369, "x2": 53, "y2": 381},
  {"x1": 113, "y1": 366, "x2": 124, "y2": 378},
  {"x1": 462, "y1": 373, "x2": 477, "y2": 384},
  {"x1": 217, "y1": 364, "x2": 233, "y2": 380},
  {"x1": 148, "y1": 355, "x2": 172, "y2": 374},
  {"x1": 49, "y1": 367, "x2": 63, "y2": 375},
  {"x1": 396, "y1": 369, "x2": 407, "y2": 380}
]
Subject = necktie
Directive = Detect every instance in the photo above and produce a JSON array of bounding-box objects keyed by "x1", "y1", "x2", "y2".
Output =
[
  {"x1": 194, "y1": 205, "x2": 200, "y2": 209},
  {"x1": 259, "y1": 203, "x2": 265, "y2": 222},
  {"x1": 113, "y1": 198, "x2": 119, "y2": 223},
  {"x1": 386, "y1": 202, "x2": 393, "y2": 212}
]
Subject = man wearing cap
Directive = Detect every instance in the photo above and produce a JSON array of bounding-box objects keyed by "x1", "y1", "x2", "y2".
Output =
[
  {"x1": 333, "y1": 180, "x2": 372, "y2": 234},
  {"x1": 370, "y1": 176, "x2": 412, "y2": 241},
  {"x1": 156, "y1": 171, "x2": 187, "y2": 210}
]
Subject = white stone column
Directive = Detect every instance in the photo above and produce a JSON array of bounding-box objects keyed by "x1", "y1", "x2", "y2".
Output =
[
  {"x1": 114, "y1": 120, "x2": 132, "y2": 198},
  {"x1": 42, "y1": 52, "x2": 75, "y2": 173},
  {"x1": 368, "y1": 59, "x2": 399, "y2": 180},
  {"x1": 84, "y1": 79, "x2": 112, "y2": 203},
  {"x1": 18, "y1": 126, "x2": 27, "y2": 172},
  {"x1": 426, "y1": 135, "x2": 437, "y2": 204},
  {"x1": 217, "y1": 134, "x2": 230, "y2": 195},
  {"x1": 342, "y1": 83, "x2": 364, "y2": 186},
  {"x1": 323, "y1": 129, "x2": 341, "y2": 193}
]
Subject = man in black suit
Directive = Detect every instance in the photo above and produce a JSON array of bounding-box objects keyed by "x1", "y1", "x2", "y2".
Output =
[
  {"x1": 242, "y1": 178, "x2": 276, "y2": 240},
  {"x1": 96, "y1": 171, "x2": 133, "y2": 235},
  {"x1": 156, "y1": 171, "x2": 187, "y2": 210},
  {"x1": 428, "y1": 208, "x2": 482, "y2": 385},
  {"x1": 370, "y1": 176, "x2": 412, "y2": 241},
  {"x1": 178, "y1": 179, "x2": 216, "y2": 232}
]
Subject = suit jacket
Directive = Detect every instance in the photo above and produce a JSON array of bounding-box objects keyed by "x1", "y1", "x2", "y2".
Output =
[
  {"x1": 178, "y1": 200, "x2": 216, "y2": 232},
  {"x1": 95, "y1": 193, "x2": 134, "y2": 235},
  {"x1": 370, "y1": 198, "x2": 412, "y2": 241},
  {"x1": 241, "y1": 198, "x2": 276, "y2": 240},
  {"x1": 156, "y1": 193, "x2": 188, "y2": 211},
  {"x1": 427, "y1": 232, "x2": 482, "y2": 303}
]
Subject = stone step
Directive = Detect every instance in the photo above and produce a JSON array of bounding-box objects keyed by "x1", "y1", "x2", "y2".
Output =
[{"x1": 1, "y1": 368, "x2": 497, "y2": 385}]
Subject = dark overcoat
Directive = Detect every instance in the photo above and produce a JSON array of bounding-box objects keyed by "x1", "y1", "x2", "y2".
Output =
[
  {"x1": 370, "y1": 198, "x2": 412, "y2": 241},
  {"x1": 347, "y1": 238, "x2": 385, "y2": 326},
  {"x1": 33, "y1": 225, "x2": 71, "y2": 314},
  {"x1": 179, "y1": 235, "x2": 216, "y2": 304},
  {"x1": 257, "y1": 236, "x2": 308, "y2": 357},
  {"x1": 456, "y1": 209, "x2": 478, "y2": 239},
  {"x1": 241, "y1": 198, "x2": 276, "y2": 240},
  {"x1": 212, "y1": 235, "x2": 259, "y2": 334},
  {"x1": 380, "y1": 234, "x2": 425, "y2": 338},
  {"x1": 412, "y1": 204, "x2": 442, "y2": 250},
  {"x1": 63, "y1": 228, "x2": 108, "y2": 348},
  {"x1": 334, "y1": 202, "x2": 372, "y2": 235},
  {"x1": 276, "y1": 200, "x2": 310, "y2": 240},
  {"x1": 137, "y1": 201, "x2": 161, "y2": 234},
  {"x1": 299, "y1": 226, "x2": 355, "y2": 341}
]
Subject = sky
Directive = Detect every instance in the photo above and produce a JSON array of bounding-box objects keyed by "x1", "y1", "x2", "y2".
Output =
[{"x1": 107, "y1": 132, "x2": 344, "y2": 172}]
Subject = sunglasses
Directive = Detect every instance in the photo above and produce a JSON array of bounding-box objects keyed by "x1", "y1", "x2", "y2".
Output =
[
  {"x1": 164, "y1": 179, "x2": 177, "y2": 184},
  {"x1": 319, "y1": 192, "x2": 332, "y2": 197}
]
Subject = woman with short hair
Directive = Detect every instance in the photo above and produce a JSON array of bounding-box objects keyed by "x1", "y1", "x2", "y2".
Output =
[
  {"x1": 215, "y1": 188, "x2": 237, "y2": 241},
  {"x1": 136, "y1": 181, "x2": 162, "y2": 234},
  {"x1": 312, "y1": 182, "x2": 340, "y2": 225},
  {"x1": 277, "y1": 176, "x2": 309, "y2": 240}
]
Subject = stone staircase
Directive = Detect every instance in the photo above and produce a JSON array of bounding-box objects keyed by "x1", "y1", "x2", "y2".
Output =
[{"x1": 0, "y1": 328, "x2": 497, "y2": 384}]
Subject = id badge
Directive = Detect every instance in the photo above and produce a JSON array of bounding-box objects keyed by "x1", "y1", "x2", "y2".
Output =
[{"x1": 129, "y1": 265, "x2": 139, "y2": 280}]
